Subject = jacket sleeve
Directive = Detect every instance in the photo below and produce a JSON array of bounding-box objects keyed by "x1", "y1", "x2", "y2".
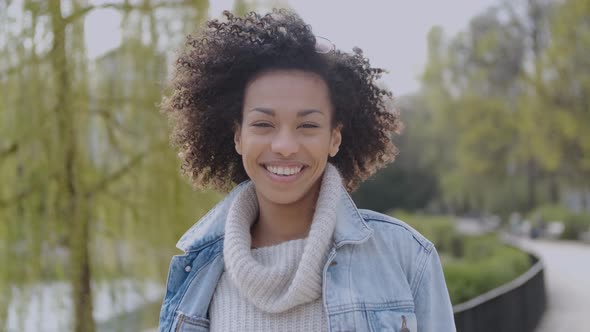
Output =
[{"x1": 413, "y1": 246, "x2": 457, "y2": 332}]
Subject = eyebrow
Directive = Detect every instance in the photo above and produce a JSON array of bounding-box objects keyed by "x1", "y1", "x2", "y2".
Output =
[{"x1": 249, "y1": 108, "x2": 325, "y2": 117}]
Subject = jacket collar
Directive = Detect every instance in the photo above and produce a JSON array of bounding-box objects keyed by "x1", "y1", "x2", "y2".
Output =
[{"x1": 176, "y1": 180, "x2": 373, "y2": 253}]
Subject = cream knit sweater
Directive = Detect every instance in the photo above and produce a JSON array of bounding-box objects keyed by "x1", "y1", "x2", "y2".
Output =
[{"x1": 209, "y1": 164, "x2": 341, "y2": 331}]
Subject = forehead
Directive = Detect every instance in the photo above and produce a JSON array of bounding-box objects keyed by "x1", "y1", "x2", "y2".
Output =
[{"x1": 243, "y1": 70, "x2": 332, "y2": 113}]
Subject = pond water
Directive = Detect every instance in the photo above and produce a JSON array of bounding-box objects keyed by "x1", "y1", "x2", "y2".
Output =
[{"x1": 5, "y1": 279, "x2": 164, "y2": 332}]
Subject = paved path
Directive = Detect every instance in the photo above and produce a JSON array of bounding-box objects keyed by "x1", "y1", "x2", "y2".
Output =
[{"x1": 513, "y1": 237, "x2": 590, "y2": 332}]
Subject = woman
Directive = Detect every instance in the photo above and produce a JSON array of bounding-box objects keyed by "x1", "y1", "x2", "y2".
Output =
[{"x1": 159, "y1": 9, "x2": 455, "y2": 332}]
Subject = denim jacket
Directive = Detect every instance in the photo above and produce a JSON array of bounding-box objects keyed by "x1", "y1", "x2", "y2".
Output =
[{"x1": 159, "y1": 181, "x2": 456, "y2": 332}]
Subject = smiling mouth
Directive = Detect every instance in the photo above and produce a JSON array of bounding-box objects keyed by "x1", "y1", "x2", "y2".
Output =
[{"x1": 264, "y1": 164, "x2": 304, "y2": 176}]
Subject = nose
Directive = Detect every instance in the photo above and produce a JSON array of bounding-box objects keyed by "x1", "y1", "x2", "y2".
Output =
[{"x1": 271, "y1": 127, "x2": 299, "y2": 157}]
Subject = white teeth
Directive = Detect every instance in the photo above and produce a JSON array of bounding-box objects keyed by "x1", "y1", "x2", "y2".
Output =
[{"x1": 265, "y1": 165, "x2": 303, "y2": 176}]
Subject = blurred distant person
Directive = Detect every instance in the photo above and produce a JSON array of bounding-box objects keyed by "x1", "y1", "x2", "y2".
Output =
[{"x1": 158, "y1": 9, "x2": 455, "y2": 332}]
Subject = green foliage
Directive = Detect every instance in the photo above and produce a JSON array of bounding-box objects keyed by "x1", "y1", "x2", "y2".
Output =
[
  {"x1": 392, "y1": 212, "x2": 462, "y2": 256},
  {"x1": 443, "y1": 240, "x2": 530, "y2": 304},
  {"x1": 528, "y1": 204, "x2": 571, "y2": 222},
  {"x1": 561, "y1": 213, "x2": 590, "y2": 240},
  {"x1": 529, "y1": 0, "x2": 590, "y2": 177},
  {"x1": 352, "y1": 95, "x2": 441, "y2": 213},
  {"x1": 528, "y1": 204, "x2": 590, "y2": 240},
  {"x1": 414, "y1": 0, "x2": 590, "y2": 215},
  {"x1": 395, "y1": 213, "x2": 532, "y2": 305},
  {"x1": 353, "y1": 165, "x2": 437, "y2": 213},
  {"x1": 1, "y1": 0, "x2": 224, "y2": 330}
]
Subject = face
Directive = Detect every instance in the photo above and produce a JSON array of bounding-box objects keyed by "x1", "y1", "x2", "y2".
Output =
[{"x1": 234, "y1": 70, "x2": 342, "y2": 206}]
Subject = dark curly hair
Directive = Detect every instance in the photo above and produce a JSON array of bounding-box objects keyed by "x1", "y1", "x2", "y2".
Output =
[{"x1": 161, "y1": 9, "x2": 402, "y2": 192}]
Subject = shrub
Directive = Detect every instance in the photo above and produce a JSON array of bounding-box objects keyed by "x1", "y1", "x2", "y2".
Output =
[
  {"x1": 561, "y1": 213, "x2": 590, "y2": 240},
  {"x1": 443, "y1": 236, "x2": 530, "y2": 304},
  {"x1": 391, "y1": 211, "x2": 462, "y2": 256},
  {"x1": 528, "y1": 204, "x2": 590, "y2": 240},
  {"x1": 392, "y1": 211, "x2": 533, "y2": 305},
  {"x1": 528, "y1": 204, "x2": 570, "y2": 222}
]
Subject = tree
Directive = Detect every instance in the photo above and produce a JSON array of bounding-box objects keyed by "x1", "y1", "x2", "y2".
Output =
[
  {"x1": 415, "y1": 0, "x2": 589, "y2": 215},
  {"x1": 418, "y1": 5, "x2": 537, "y2": 214},
  {"x1": 1, "y1": 1, "x2": 218, "y2": 330},
  {"x1": 529, "y1": 0, "x2": 590, "y2": 186}
]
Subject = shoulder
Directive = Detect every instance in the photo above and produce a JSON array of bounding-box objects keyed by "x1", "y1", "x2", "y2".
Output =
[
  {"x1": 352, "y1": 209, "x2": 442, "y2": 298},
  {"x1": 358, "y1": 209, "x2": 434, "y2": 254}
]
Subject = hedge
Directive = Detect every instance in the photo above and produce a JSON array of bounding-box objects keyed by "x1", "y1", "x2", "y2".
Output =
[{"x1": 391, "y1": 211, "x2": 531, "y2": 305}]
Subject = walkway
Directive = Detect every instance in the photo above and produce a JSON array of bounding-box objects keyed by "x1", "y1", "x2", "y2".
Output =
[{"x1": 514, "y1": 237, "x2": 590, "y2": 332}]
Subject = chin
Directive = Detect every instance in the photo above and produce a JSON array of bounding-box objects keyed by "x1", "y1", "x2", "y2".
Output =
[{"x1": 258, "y1": 186, "x2": 308, "y2": 206}]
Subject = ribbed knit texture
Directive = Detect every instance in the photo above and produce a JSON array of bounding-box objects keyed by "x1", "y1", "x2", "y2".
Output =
[
  {"x1": 209, "y1": 239, "x2": 327, "y2": 331},
  {"x1": 209, "y1": 164, "x2": 341, "y2": 331}
]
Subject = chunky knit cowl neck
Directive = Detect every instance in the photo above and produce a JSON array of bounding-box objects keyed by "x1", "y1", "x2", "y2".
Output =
[{"x1": 222, "y1": 164, "x2": 341, "y2": 313}]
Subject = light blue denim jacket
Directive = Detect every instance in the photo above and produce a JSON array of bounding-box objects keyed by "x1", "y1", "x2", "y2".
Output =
[{"x1": 159, "y1": 181, "x2": 456, "y2": 332}]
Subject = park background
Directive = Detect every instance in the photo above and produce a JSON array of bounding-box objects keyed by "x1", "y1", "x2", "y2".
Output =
[{"x1": 1, "y1": 0, "x2": 589, "y2": 331}]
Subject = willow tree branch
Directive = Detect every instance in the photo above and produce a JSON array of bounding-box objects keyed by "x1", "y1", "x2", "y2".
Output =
[
  {"x1": 0, "y1": 172, "x2": 58, "y2": 208},
  {"x1": 0, "y1": 142, "x2": 18, "y2": 159},
  {"x1": 84, "y1": 152, "x2": 147, "y2": 199},
  {"x1": 0, "y1": 53, "x2": 51, "y2": 79},
  {"x1": 63, "y1": 0, "x2": 197, "y2": 25}
]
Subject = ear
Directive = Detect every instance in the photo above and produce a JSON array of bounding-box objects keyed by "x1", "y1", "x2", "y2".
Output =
[
  {"x1": 329, "y1": 124, "x2": 342, "y2": 157},
  {"x1": 234, "y1": 123, "x2": 242, "y2": 155}
]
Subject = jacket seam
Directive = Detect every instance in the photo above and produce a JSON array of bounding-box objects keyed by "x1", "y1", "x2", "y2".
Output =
[
  {"x1": 327, "y1": 300, "x2": 415, "y2": 314},
  {"x1": 176, "y1": 181, "x2": 250, "y2": 251},
  {"x1": 176, "y1": 206, "x2": 220, "y2": 249},
  {"x1": 361, "y1": 216, "x2": 432, "y2": 252},
  {"x1": 171, "y1": 250, "x2": 222, "y2": 320},
  {"x1": 367, "y1": 310, "x2": 376, "y2": 332},
  {"x1": 410, "y1": 247, "x2": 431, "y2": 299},
  {"x1": 341, "y1": 187, "x2": 372, "y2": 231},
  {"x1": 184, "y1": 236, "x2": 224, "y2": 253},
  {"x1": 175, "y1": 311, "x2": 210, "y2": 327},
  {"x1": 347, "y1": 244, "x2": 356, "y2": 327}
]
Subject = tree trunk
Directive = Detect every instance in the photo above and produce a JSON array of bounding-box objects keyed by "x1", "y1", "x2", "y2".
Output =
[
  {"x1": 526, "y1": 159, "x2": 537, "y2": 211},
  {"x1": 48, "y1": 1, "x2": 95, "y2": 331},
  {"x1": 525, "y1": 0, "x2": 544, "y2": 212},
  {"x1": 549, "y1": 173, "x2": 560, "y2": 204}
]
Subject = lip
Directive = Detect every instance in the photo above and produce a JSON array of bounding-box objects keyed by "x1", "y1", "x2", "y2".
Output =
[
  {"x1": 261, "y1": 160, "x2": 308, "y2": 167},
  {"x1": 260, "y1": 162, "x2": 307, "y2": 184}
]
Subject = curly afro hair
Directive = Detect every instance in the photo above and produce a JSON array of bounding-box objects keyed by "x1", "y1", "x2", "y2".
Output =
[{"x1": 161, "y1": 9, "x2": 402, "y2": 192}]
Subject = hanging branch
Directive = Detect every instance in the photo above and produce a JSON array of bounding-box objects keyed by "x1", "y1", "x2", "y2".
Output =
[
  {"x1": 0, "y1": 188, "x2": 35, "y2": 209},
  {"x1": 0, "y1": 142, "x2": 18, "y2": 159},
  {"x1": 84, "y1": 151, "x2": 147, "y2": 199},
  {"x1": 0, "y1": 53, "x2": 52, "y2": 79},
  {"x1": 0, "y1": 172, "x2": 59, "y2": 208},
  {"x1": 62, "y1": 0, "x2": 199, "y2": 25}
]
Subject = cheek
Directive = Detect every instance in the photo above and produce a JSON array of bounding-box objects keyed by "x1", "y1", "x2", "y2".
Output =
[
  {"x1": 239, "y1": 133, "x2": 269, "y2": 158},
  {"x1": 303, "y1": 134, "x2": 334, "y2": 155},
  {"x1": 242, "y1": 133, "x2": 269, "y2": 148}
]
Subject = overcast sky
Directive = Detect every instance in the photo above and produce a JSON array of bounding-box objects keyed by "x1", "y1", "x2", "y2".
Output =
[{"x1": 86, "y1": 0, "x2": 500, "y2": 96}]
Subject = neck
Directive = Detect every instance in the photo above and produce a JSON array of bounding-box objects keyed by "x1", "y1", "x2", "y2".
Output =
[{"x1": 251, "y1": 181, "x2": 321, "y2": 248}]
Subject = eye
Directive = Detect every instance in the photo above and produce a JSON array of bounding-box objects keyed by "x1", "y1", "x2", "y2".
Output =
[
  {"x1": 251, "y1": 122, "x2": 273, "y2": 128},
  {"x1": 298, "y1": 123, "x2": 320, "y2": 129}
]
